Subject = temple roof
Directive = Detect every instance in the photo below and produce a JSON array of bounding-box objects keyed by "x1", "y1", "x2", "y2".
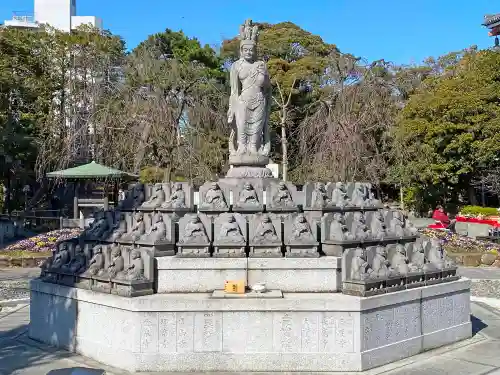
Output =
[
  {"x1": 483, "y1": 14, "x2": 500, "y2": 27},
  {"x1": 46, "y1": 161, "x2": 138, "y2": 179}
]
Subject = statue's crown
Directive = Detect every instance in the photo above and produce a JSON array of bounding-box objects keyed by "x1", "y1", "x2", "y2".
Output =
[{"x1": 239, "y1": 19, "x2": 259, "y2": 46}]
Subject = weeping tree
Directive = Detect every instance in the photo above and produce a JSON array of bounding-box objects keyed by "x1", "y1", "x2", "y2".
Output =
[
  {"x1": 34, "y1": 25, "x2": 126, "y2": 177},
  {"x1": 295, "y1": 52, "x2": 398, "y2": 184},
  {"x1": 123, "y1": 33, "x2": 227, "y2": 182}
]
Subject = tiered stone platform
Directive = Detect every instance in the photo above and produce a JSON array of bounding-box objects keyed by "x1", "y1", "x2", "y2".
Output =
[{"x1": 28, "y1": 179, "x2": 471, "y2": 373}]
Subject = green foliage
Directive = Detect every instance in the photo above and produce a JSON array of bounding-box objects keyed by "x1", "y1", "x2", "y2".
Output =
[
  {"x1": 459, "y1": 206, "x2": 498, "y2": 217},
  {"x1": 0, "y1": 25, "x2": 127, "y2": 210},
  {"x1": 139, "y1": 167, "x2": 186, "y2": 183},
  {"x1": 392, "y1": 49, "x2": 500, "y2": 206},
  {"x1": 139, "y1": 167, "x2": 166, "y2": 183},
  {"x1": 132, "y1": 29, "x2": 223, "y2": 81},
  {"x1": 402, "y1": 185, "x2": 447, "y2": 215}
]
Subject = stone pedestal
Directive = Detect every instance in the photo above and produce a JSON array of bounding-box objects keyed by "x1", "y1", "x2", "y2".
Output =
[
  {"x1": 134, "y1": 241, "x2": 175, "y2": 257},
  {"x1": 112, "y1": 278, "x2": 154, "y2": 297},
  {"x1": 29, "y1": 278, "x2": 472, "y2": 373},
  {"x1": 155, "y1": 257, "x2": 342, "y2": 293},
  {"x1": 218, "y1": 176, "x2": 278, "y2": 190},
  {"x1": 212, "y1": 245, "x2": 246, "y2": 258},
  {"x1": 249, "y1": 245, "x2": 282, "y2": 257},
  {"x1": 225, "y1": 166, "x2": 274, "y2": 179}
]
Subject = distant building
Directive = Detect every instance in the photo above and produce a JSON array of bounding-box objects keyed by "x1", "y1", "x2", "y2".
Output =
[
  {"x1": 483, "y1": 13, "x2": 500, "y2": 50},
  {"x1": 3, "y1": 0, "x2": 102, "y2": 32},
  {"x1": 2, "y1": 0, "x2": 105, "y2": 163}
]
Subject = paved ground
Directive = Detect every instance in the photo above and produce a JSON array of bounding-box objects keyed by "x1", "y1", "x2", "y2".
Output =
[{"x1": 0, "y1": 300, "x2": 499, "y2": 374}]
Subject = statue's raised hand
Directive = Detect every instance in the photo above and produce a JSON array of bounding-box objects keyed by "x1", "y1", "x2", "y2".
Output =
[{"x1": 227, "y1": 108, "x2": 234, "y2": 124}]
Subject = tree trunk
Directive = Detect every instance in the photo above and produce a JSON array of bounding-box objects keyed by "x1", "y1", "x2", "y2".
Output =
[
  {"x1": 400, "y1": 184, "x2": 404, "y2": 210},
  {"x1": 281, "y1": 107, "x2": 288, "y2": 181},
  {"x1": 468, "y1": 185, "x2": 478, "y2": 205},
  {"x1": 163, "y1": 163, "x2": 172, "y2": 182},
  {"x1": 133, "y1": 119, "x2": 152, "y2": 174},
  {"x1": 5, "y1": 171, "x2": 11, "y2": 214}
]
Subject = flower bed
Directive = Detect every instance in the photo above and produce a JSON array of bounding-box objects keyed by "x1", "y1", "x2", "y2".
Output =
[
  {"x1": 0, "y1": 228, "x2": 82, "y2": 256},
  {"x1": 420, "y1": 228, "x2": 500, "y2": 254}
]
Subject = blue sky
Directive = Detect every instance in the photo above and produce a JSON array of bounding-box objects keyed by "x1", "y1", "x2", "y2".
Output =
[{"x1": 0, "y1": 0, "x2": 496, "y2": 65}]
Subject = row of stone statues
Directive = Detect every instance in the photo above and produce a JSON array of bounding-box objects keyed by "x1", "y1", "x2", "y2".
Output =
[
  {"x1": 41, "y1": 242, "x2": 154, "y2": 297},
  {"x1": 116, "y1": 181, "x2": 382, "y2": 213},
  {"x1": 176, "y1": 212, "x2": 318, "y2": 257},
  {"x1": 323, "y1": 210, "x2": 418, "y2": 242},
  {"x1": 82, "y1": 206, "x2": 420, "y2": 258},
  {"x1": 342, "y1": 238, "x2": 457, "y2": 296},
  {"x1": 83, "y1": 211, "x2": 174, "y2": 245}
]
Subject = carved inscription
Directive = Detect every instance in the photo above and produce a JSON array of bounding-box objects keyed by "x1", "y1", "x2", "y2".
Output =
[
  {"x1": 176, "y1": 312, "x2": 194, "y2": 352},
  {"x1": 335, "y1": 316, "x2": 354, "y2": 352},
  {"x1": 300, "y1": 313, "x2": 320, "y2": 352},
  {"x1": 140, "y1": 313, "x2": 158, "y2": 353},
  {"x1": 118, "y1": 310, "x2": 135, "y2": 352},
  {"x1": 158, "y1": 312, "x2": 176, "y2": 353},
  {"x1": 320, "y1": 314, "x2": 336, "y2": 352},
  {"x1": 194, "y1": 312, "x2": 222, "y2": 352},
  {"x1": 319, "y1": 312, "x2": 355, "y2": 352},
  {"x1": 273, "y1": 312, "x2": 300, "y2": 352}
]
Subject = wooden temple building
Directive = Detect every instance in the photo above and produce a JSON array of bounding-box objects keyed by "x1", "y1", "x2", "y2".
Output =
[{"x1": 483, "y1": 13, "x2": 500, "y2": 49}]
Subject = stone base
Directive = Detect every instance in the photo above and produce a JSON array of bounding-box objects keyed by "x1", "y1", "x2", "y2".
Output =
[
  {"x1": 29, "y1": 278, "x2": 472, "y2": 373},
  {"x1": 134, "y1": 242, "x2": 175, "y2": 257},
  {"x1": 91, "y1": 276, "x2": 112, "y2": 294},
  {"x1": 175, "y1": 245, "x2": 210, "y2": 258},
  {"x1": 343, "y1": 272, "x2": 459, "y2": 296},
  {"x1": 249, "y1": 245, "x2": 283, "y2": 257},
  {"x1": 343, "y1": 279, "x2": 385, "y2": 297},
  {"x1": 213, "y1": 245, "x2": 246, "y2": 258},
  {"x1": 323, "y1": 235, "x2": 419, "y2": 257},
  {"x1": 156, "y1": 257, "x2": 341, "y2": 293},
  {"x1": 406, "y1": 272, "x2": 426, "y2": 289},
  {"x1": 285, "y1": 244, "x2": 319, "y2": 258},
  {"x1": 112, "y1": 278, "x2": 154, "y2": 297},
  {"x1": 228, "y1": 153, "x2": 269, "y2": 166},
  {"x1": 225, "y1": 166, "x2": 273, "y2": 179}
]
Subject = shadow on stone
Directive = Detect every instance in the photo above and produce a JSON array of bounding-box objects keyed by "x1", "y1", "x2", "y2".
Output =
[
  {"x1": 47, "y1": 368, "x2": 105, "y2": 375},
  {"x1": 0, "y1": 322, "x2": 78, "y2": 375},
  {"x1": 471, "y1": 314, "x2": 488, "y2": 336}
]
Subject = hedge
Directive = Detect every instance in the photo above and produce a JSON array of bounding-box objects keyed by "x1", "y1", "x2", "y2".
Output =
[{"x1": 459, "y1": 205, "x2": 499, "y2": 217}]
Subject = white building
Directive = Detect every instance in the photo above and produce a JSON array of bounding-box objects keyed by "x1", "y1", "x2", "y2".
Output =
[{"x1": 3, "y1": 0, "x2": 102, "y2": 32}]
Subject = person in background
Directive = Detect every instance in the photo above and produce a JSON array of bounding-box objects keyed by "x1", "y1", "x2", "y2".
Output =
[
  {"x1": 432, "y1": 205, "x2": 456, "y2": 232},
  {"x1": 118, "y1": 187, "x2": 126, "y2": 201}
]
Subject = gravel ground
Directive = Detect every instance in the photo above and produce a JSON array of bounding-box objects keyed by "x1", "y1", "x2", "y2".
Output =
[
  {"x1": 470, "y1": 279, "x2": 500, "y2": 298},
  {"x1": 0, "y1": 267, "x2": 499, "y2": 301},
  {"x1": 0, "y1": 280, "x2": 30, "y2": 301},
  {"x1": 0, "y1": 268, "x2": 37, "y2": 301},
  {"x1": 0, "y1": 268, "x2": 39, "y2": 282}
]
